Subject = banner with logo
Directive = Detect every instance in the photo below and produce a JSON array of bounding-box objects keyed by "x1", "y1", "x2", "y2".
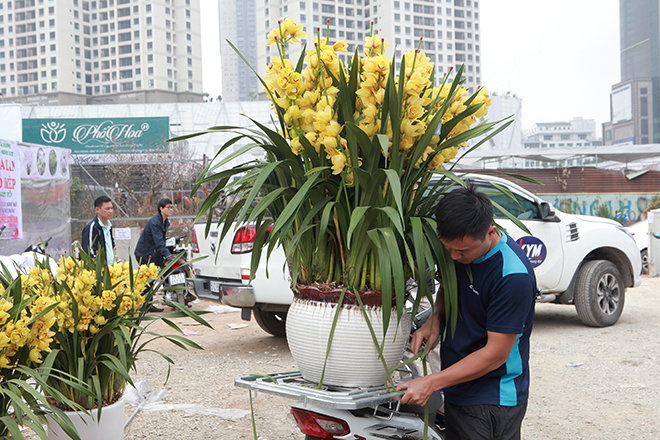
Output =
[
  {"x1": 0, "y1": 140, "x2": 22, "y2": 240},
  {"x1": 22, "y1": 117, "x2": 170, "y2": 155}
]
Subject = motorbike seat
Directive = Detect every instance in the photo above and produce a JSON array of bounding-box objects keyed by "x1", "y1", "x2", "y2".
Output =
[{"x1": 399, "y1": 389, "x2": 443, "y2": 415}]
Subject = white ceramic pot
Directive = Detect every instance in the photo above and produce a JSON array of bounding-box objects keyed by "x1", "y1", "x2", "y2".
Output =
[
  {"x1": 286, "y1": 297, "x2": 411, "y2": 387},
  {"x1": 47, "y1": 397, "x2": 124, "y2": 440}
]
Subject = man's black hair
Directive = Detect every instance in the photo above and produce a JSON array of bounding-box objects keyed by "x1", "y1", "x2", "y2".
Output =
[
  {"x1": 435, "y1": 184, "x2": 493, "y2": 241},
  {"x1": 94, "y1": 195, "x2": 112, "y2": 209},
  {"x1": 157, "y1": 198, "x2": 173, "y2": 213}
]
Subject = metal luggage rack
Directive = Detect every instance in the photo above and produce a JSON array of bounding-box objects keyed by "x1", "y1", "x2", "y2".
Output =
[{"x1": 234, "y1": 371, "x2": 403, "y2": 410}]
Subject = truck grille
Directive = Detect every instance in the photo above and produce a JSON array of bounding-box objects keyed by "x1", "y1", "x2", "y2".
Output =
[{"x1": 567, "y1": 222, "x2": 579, "y2": 241}]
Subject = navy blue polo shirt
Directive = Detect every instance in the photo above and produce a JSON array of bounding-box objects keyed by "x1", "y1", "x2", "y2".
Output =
[{"x1": 441, "y1": 233, "x2": 536, "y2": 407}]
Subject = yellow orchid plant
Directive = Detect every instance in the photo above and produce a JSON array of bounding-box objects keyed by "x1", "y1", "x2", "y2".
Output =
[
  {"x1": 0, "y1": 262, "x2": 88, "y2": 440},
  {"x1": 183, "y1": 19, "x2": 510, "y2": 335},
  {"x1": 0, "y1": 249, "x2": 211, "y2": 431}
]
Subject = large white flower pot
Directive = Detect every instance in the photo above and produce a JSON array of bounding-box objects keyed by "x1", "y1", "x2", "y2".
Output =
[
  {"x1": 47, "y1": 397, "x2": 124, "y2": 440},
  {"x1": 286, "y1": 297, "x2": 411, "y2": 387}
]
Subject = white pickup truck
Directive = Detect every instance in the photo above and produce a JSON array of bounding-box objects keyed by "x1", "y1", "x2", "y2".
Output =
[{"x1": 189, "y1": 174, "x2": 642, "y2": 336}]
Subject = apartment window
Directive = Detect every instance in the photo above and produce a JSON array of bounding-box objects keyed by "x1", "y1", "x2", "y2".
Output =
[
  {"x1": 641, "y1": 96, "x2": 648, "y2": 117},
  {"x1": 146, "y1": 16, "x2": 152, "y2": 25},
  {"x1": 146, "y1": 4, "x2": 151, "y2": 12}
]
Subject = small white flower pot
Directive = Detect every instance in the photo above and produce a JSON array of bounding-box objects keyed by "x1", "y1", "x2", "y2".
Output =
[{"x1": 47, "y1": 396, "x2": 124, "y2": 440}]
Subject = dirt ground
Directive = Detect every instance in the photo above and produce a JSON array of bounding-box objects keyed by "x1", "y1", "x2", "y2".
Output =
[{"x1": 29, "y1": 276, "x2": 660, "y2": 439}]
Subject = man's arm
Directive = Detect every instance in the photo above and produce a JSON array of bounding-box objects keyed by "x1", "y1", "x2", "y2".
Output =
[
  {"x1": 149, "y1": 221, "x2": 171, "y2": 262},
  {"x1": 397, "y1": 330, "x2": 518, "y2": 405},
  {"x1": 409, "y1": 285, "x2": 445, "y2": 355},
  {"x1": 80, "y1": 221, "x2": 97, "y2": 256}
]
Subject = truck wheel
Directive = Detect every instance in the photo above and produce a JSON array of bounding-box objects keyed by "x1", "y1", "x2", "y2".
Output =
[
  {"x1": 641, "y1": 249, "x2": 648, "y2": 275},
  {"x1": 253, "y1": 309, "x2": 287, "y2": 337},
  {"x1": 574, "y1": 260, "x2": 625, "y2": 327}
]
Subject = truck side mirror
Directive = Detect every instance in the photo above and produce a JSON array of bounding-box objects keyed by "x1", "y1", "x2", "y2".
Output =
[{"x1": 539, "y1": 201, "x2": 556, "y2": 220}]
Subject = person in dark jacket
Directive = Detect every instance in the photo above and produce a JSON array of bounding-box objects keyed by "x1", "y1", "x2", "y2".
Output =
[
  {"x1": 134, "y1": 198, "x2": 175, "y2": 313},
  {"x1": 134, "y1": 198, "x2": 174, "y2": 267},
  {"x1": 81, "y1": 195, "x2": 115, "y2": 266}
]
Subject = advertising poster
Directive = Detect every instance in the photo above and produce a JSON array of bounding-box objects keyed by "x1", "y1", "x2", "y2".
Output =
[
  {"x1": 0, "y1": 140, "x2": 22, "y2": 240},
  {"x1": 20, "y1": 144, "x2": 71, "y2": 180}
]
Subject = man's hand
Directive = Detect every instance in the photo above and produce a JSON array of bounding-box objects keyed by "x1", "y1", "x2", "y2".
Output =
[
  {"x1": 410, "y1": 312, "x2": 442, "y2": 355},
  {"x1": 396, "y1": 376, "x2": 436, "y2": 406}
]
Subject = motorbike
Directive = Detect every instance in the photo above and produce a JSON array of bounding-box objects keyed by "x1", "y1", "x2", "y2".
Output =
[
  {"x1": 161, "y1": 235, "x2": 197, "y2": 308},
  {"x1": 0, "y1": 235, "x2": 59, "y2": 278},
  {"x1": 235, "y1": 309, "x2": 446, "y2": 440}
]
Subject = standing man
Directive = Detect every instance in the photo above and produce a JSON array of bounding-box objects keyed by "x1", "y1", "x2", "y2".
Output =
[
  {"x1": 134, "y1": 198, "x2": 174, "y2": 268},
  {"x1": 397, "y1": 185, "x2": 536, "y2": 440},
  {"x1": 81, "y1": 195, "x2": 115, "y2": 266}
]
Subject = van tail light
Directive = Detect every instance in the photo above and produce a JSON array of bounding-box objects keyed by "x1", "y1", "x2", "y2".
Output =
[
  {"x1": 191, "y1": 228, "x2": 199, "y2": 253},
  {"x1": 231, "y1": 225, "x2": 273, "y2": 254},
  {"x1": 290, "y1": 407, "x2": 350, "y2": 439}
]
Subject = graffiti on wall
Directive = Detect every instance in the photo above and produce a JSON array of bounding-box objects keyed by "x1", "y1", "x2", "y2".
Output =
[{"x1": 538, "y1": 193, "x2": 657, "y2": 223}]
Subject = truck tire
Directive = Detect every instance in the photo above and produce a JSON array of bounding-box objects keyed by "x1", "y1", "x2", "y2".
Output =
[
  {"x1": 574, "y1": 260, "x2": 625, "y2": 327},
  {"x1": 641, "y1": 249, "x2": 648, "y2": 275},
  {"x1": 253, "y1": 309, "x2": 287, "y2": 337}
]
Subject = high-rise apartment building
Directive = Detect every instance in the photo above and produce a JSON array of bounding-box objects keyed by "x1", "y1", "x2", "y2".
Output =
[
  {"x1": 0, "y1": 0, "x2": 204, "y2": 106},
  {"x1": 219, "y1": 0, "x2": 259, "y2": 101},
  {"x1": 603, "y1": 0, "x2": 659, "y2": 145},
  {"x1": 254, "y1": 0, "x2": 481, "y2": 92}
]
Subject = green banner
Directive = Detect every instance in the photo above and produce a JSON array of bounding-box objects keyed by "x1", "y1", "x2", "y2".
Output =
[{"x1": 22, "y1": 117, "x2": 170, "y2": 154}]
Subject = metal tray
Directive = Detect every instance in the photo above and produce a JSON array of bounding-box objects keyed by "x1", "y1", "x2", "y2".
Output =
[{"x1": 234, "y1": 371, "x2": 403, "y2": 410}]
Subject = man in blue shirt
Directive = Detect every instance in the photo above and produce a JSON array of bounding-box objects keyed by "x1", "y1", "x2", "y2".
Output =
[{"x1": 398, "y1": 185, "x2": 536, "y2": 440}]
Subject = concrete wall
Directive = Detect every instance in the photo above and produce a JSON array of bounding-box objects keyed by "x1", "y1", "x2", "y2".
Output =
[{"x1": 114, "y1": 227, "x2": 140, "y2": 267}]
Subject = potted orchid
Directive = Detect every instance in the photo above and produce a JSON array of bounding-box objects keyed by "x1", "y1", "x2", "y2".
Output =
[
  {"x1": 180, "y1": 19, "x2": 510, "y2": 387},
  {"x1": 1, "y1": 250, "x2": 212, "y2": 440},
  {"x1": 0, "y1": 262, "x2": 88, "y2": 440}
]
